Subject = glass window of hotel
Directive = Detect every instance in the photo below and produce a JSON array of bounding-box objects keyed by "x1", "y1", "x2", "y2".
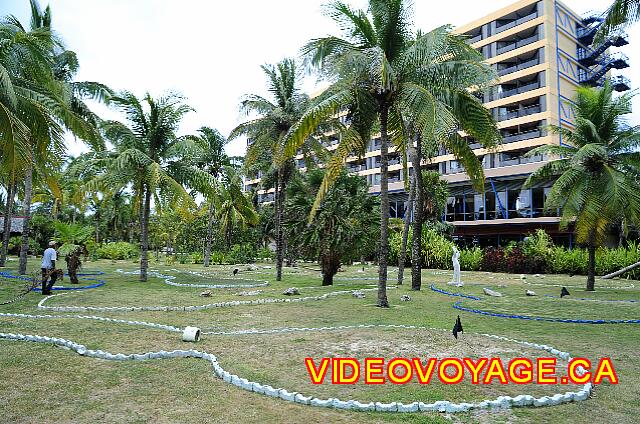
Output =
[
  {"x1": 508, "y1": 189, "x2": 531, "y2": 217},
  {"x1": 484, "y1": 191, "x2": 497, "y2": 220},
  {"x1": 464, "y1": 193, "x2": 475, "y2": 221},
  {"x1": 474, "y1": 194, "x2": 485, "y2": 219}
]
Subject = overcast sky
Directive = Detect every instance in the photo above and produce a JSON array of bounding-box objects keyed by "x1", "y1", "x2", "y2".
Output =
[{"x1": 3, "y1": 0, "x2": 638, "y2": 158}]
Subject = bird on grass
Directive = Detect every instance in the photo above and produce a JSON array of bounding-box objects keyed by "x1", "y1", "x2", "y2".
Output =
[
  {"x1": 561, "y1": 287, "x2": 571, "y2": 298},
  {"x1": 453, "y1": 315, "x2": 464, "y2": 339},
  {"x1": 233, "y1": 268, "x2": 239, "y2": 276}
]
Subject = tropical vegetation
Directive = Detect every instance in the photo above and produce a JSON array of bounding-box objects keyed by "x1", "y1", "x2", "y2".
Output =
[{"x1": 524, "y1": 82, "x2": 640, "y2": 290}]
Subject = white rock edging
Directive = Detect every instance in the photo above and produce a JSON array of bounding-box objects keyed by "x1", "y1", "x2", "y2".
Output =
[
  {"x1": 37, "y1": 287, "x2": 386, "y2": 313},
  {"x1": 0, "y1": 328, "x2": 592, "y2": 413},
  {"x1": 116, "y1": 269, "x2": 269, "y2": 289},
  {"x1": 0, "y1": 312, "x2": 181, "y2": 332}
]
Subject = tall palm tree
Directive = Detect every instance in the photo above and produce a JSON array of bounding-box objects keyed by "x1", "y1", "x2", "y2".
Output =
[
  {"x1": 179, "y1": 127, "x2": 230, "y2": 266},
  {"x1": 95, "y1": 92, "x2": 212, "y2": 281},
  {"x1": 525, "y1": 82, "x2": 640, "y2": 291},
  {"x1": 0, "y1": 0, "x2": 107, "y2": 272},
  {"x1": 284, "y1": 1, "x2": 498, "y2": 304},
  {"x1": 595, "y1": 0, "x2": 640, "y2": 43},
  {"x1": 230, "y1": 58, "x2": 321, "y2": 281}
]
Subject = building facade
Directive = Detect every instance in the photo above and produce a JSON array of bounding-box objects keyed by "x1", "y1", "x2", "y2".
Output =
[{"x1": 245, "y1": 0, "x2": 631, "y2": 246}]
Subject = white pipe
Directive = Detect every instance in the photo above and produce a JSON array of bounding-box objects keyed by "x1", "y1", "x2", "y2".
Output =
[{"x1": 182, "y1": 326, "x2": 201, "y2": 342}]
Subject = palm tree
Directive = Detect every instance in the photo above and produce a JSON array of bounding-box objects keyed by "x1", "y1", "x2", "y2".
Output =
[
  {"x1": 595, "y1": 0, "x2": 640, "y2": 43},
  {"x1": 524, "y1": 82, "x2": 640, "y2": 291},
  {"x1": 0, "y1": 0, "x2": 107, "y2": 272},
  {"x1": 285, "y1": 168, "x2": 379, "y2": 286},
  {"x1": 230, "y1": 58, "x2": 321, "y2": 281},
  {"x1": 55, "y1": 221, "x2": 93, "y2": 284},
  {"x1": 284, "y1": 1, "x2": 498, "y2": 304},
  {"x1": 95, "y1": 92, "x2": 212, "y2": 281},
  {"x1": 179, "y1": 127, "x2": 230, "y2": 266},
  {"x1": 216, "y1": 167, "x2": 259, "y2": 250}
]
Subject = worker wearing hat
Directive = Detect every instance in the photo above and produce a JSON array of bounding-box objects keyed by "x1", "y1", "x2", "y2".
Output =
[{"x1": 41, "y1": 241, "x2": 58, "y2": 295}]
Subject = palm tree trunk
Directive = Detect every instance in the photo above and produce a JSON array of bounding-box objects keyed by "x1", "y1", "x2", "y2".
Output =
[
  {"x1": 397, "y1": 149, "x2": 416, "y2": 285},
  {"x1": 204, "y1": 202, "x2": 214, "y2": 267},
  {"x1": 226, "y1": 222, "x2": 232, "y2": 251},
  {"x1": 140, "y1": 184, "x2": 151, "y2": 282},
  {"x1": 377, "y1": 105, "x2": 390, "y2": 307},
  {"x1": 321, "y1": 251, "x2": 339, "y2": 286},
  {"x1": 587, "y1": 242, "x2": 596, "y2": 291},
  {"x1": 94, "y1": 211, "x2": 100, "y2": 244},
  {"x1": 0, "y1": 181, "x2": 16, "y2": 267},
  {"x1": 18, "y1": 165, "x2": 34, "y2": 274},
  {"x1": 411, "y1": 136, "x2": 424, "y2": 291},
  {"x1": 275, "y1": 169, "x2": 285, "y2": 281}
]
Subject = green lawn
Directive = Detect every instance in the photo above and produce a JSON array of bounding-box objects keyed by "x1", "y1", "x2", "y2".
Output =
[{"x1": 1, "y1": 258, "x2": 638, "y2": 423}]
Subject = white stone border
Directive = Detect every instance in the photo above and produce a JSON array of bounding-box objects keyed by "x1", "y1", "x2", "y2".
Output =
[
  {"x1": 116, "y1": 269, "x2": 270, "y2": 289},
  {"x1": 36, "y1": 287, "x2": 387, "y2": 313},
  {"x1": 0, "y1": 329, "x2": 592, "y2": 413},
  {"x1": 0, "y1": 312, "x2": 181, "y2": 332}
]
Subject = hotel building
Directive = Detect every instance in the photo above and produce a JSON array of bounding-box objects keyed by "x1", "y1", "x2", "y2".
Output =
[{"x1": 244, "y1": 0, "x2": 631, "y2": 246}]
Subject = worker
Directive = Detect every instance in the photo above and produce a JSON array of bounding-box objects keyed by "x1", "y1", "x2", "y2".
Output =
[{"x1": 41, "y1": 241, "x2": 59, "y2": 295}]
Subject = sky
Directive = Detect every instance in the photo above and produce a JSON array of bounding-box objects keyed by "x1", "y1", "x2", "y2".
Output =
[{"x1": 3, "y1": 0, "x2": 639, "y2": 158}]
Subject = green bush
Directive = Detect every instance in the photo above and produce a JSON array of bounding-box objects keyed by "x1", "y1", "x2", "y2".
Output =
[
  {"x1": 96, "y1": 242, "x2": 139, "y2": 260},
  {"x1": 389, "y1": 227, "x2": 480, "y2": 270},
  {"x1": 388, "y1": 230, "x2": 404, "y2": 267},
  {"x1": 8, "y1": 236, "x2": 40, "y2": 255},
  {"x1": 190, "y1": 252, "x2": 204, "y2": 264},
  {"x1": 388, "y1": 227, "x2": 640, "y2": 277},
  {"x1": 176, "y1": 253, "x2": 189, "y2": 264},
  {"x1": 460, "y1": 247, "x2": 483, "y2": 271},
  {"x1": 256, "y1": 247, "x2": 275, "y2": 261},
  {"x1": 421, "y1": 228, "x2": 455, "y2": 269},
  {"x1": 226, "y1": 244, "x2": 256, "y2": 264},
  {"x1": 209, "y1": 251, "x2": 226, "y2": 265},
  {"x1": 595, "y1": 241, "x2": 640, "y2": 278}
]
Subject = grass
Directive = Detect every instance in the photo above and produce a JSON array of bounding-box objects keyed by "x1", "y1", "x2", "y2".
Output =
[{"x1": 1, "y1": 257, "x2": 639, "y2": 423}]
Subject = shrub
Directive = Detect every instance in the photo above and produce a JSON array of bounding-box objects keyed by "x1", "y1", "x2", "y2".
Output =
[
  {"x1": 522, "y1": 229, "x2": 554, "y2": 273},
  {"x1": 460, "y1": 247, "x2": 483, "y2": 271},
  {"x1": 190, "y1": 252, "x2": 204, "y2": 264},
  {"x1": 256, "y1": 247, "x2": 275, "y2": 261},
  {"x1": 8, "y1": 236, "x2": 40, "y2": 255},
  {"x1": 549, "y1": 247, "x2": 588, "y2": 275},
  {"x1": 96, "y1": 242, "x2": 139, "y2": 260},
  {"x1": 421, "y1": 228, "x2": 455, "y2": 269},
  {"x1": 505, "y1": 247, "x2": 528, "y2": 273},
  {"x1": 209, "y1": 251, "x2": 226, "y2": 265},
  {"x1": 388, "y1": 230, "x2": 404, "y2": 267},
  {"x1": 481, "y1": 247, "x2": 506, "y2": 272},
  {"x1": 596, "y1": 241, "x2": 640, "y2": 278},
  {"x1": 176, "y1": 253, "x2": 189, "y2": 264},
  {"x1": 226, "y1": 244, "x2": 256, "y2": 264}
]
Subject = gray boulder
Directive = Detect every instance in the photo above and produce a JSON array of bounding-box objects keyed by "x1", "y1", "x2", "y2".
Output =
[{"x1": 483, "y1": 287, "x2": 503, "y2": 297}]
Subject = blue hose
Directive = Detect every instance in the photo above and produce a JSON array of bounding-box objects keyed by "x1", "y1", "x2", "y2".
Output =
[
  {"x1": 431, "y1": 284, "x2": 640, "y2": 324},
  {"x1": 0, "y1": 270, "x2": 106, "y2": 291}
]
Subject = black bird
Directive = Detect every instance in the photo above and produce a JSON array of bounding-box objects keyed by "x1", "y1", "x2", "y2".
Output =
[
  {"x1": 560, "y1": 286, "x2": 570, "y2": 298},
  {"x1": 233, "y1": 268, "x2": 239, "y2": 276},
  {"x1": 453, "y1": 315, "x2": 464, "y2": 339}
]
